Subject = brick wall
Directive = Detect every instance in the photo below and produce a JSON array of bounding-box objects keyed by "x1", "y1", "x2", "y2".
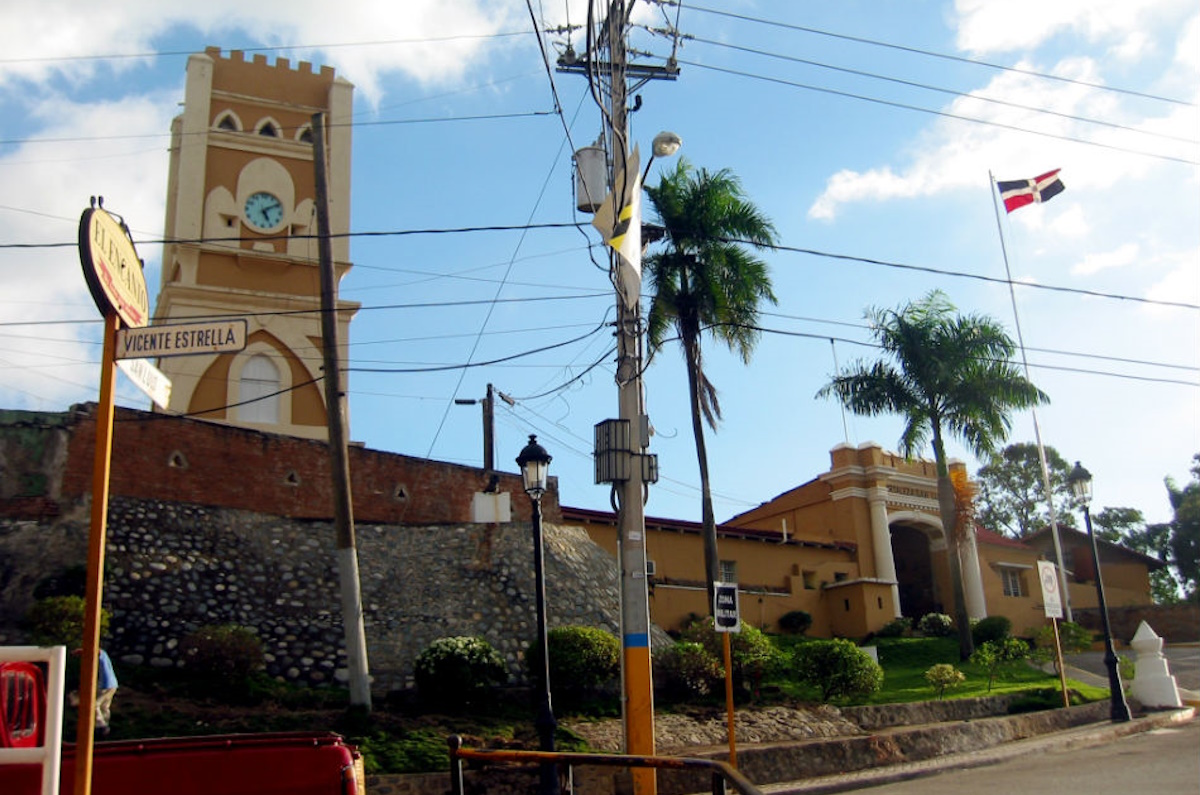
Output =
[{"x1": 9, "y1": 404, "x2": 558, "y2": 524}]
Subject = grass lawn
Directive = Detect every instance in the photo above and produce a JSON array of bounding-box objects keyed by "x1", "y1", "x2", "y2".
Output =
[{"x1": 765, "y1": 635, "x2": 1108, "y2": 705}]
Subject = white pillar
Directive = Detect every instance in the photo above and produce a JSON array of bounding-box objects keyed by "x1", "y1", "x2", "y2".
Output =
[
  {"x1": 959, "y1": 527, "x2": 987, "y2": 619},
  {"x1": 867, "y1": 488, "x2": 901, "y2": 617},
  {"x1": 1129, "y1": 621, "x2": 1183, "y2": 708}
]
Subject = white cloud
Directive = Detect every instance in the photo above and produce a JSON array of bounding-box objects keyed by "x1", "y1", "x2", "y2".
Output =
[
  {"x1": 1072, "y1": 242, "x2": 1140, "y2": 275},
  {"x1": 953, "y1": 0, "x2": 1193, "y2": 55},
  {"x1": 0, "y1": 1, "x2": 532, "y2": 104}
]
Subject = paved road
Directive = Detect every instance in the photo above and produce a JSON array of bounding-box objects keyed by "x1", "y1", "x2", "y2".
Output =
[
  {"x1": 1068, "y1": 645, "x2": 1200, "y2": 692},
  {"x1": 850, "y1": 717, "x2": 1199, "y2": 794}
]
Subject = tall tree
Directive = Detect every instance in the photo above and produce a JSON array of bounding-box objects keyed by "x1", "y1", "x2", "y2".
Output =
[
  {"x1": 1093, "y1": 507, "x2": 1182, "y2": 604},
  {"x1": 1164, "y1": 454, "x2": 1200, "y2": 601},
  {"x1": 644, "y1": 158, "x2": 777, "y2": 613},
  {"x1": 818, "y1": 291, "x2": 1048, "y2": 659},
  {"x1": 976, "y1": 442, "x2": 1078, "y2": 537}
]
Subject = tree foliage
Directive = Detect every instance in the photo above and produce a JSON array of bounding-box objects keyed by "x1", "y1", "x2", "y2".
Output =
[
  {"x1": 976, "y1": 443, "x2": 1078, "y2": 537},
  {"x1": 792, "y1": 639, "x2": 883, "y2": 702},
  {"x1": 817, "y1": 291, "x2": 1048, "y2": 659},
  {"x1": 644, "y1": 158, "x2": 777, "y2": 613},
  {"x1": 1163, "y1": 454, "x2": 1200, "y2": 600}
]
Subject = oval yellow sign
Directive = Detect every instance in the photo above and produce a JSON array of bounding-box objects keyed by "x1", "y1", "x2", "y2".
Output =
[{"x1": 78, "y1": 206, "x2": 149, "y2": 328}]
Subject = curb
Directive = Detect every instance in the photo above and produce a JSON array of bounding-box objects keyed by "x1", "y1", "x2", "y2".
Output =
[{"x1": 759, "y1": 707, "x2": 1195, "y2": 795}]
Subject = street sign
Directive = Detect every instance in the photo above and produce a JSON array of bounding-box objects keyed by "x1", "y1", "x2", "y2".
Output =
[
  {"x1": 78, "y1": 206, "x2": 149, "y2": 329},
  {"x1": 117, "y1": 358, "x2": 172, "y2": 410},
  {"x1": 116, "y1": 319, "x2": 248, "y2": 360},
  {"x1": 1038, "y1": 560, "x2": 1063, "y2": 619},
  {"x1": 713, "y1": 581, "x2": 741, "y2": 633}
]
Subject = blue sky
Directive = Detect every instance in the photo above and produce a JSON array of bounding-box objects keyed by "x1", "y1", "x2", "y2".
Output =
[{"x1": 1, "y1": 1, "x2": 1196, "y2": 528}]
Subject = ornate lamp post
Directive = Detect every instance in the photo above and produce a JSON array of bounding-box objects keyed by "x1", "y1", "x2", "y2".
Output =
[
  {"x1": 516, "y1": 435, "x2": 559, "y2": 794},
  {"x1": 1065, "y1": 461, "x2": 1131, "y2": 722}
]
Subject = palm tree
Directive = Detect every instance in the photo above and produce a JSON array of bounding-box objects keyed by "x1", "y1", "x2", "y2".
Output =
[
  {"x1": 817, "y1": 291, "x2": 1048, "y2": 659},
  {"x1": 644, "y1": 158, "x2": 777, "y2": 614}
]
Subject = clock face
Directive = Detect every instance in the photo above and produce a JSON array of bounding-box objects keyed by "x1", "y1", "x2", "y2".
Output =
[{"x1": 244, "y1": 191, "x2": 284, "y2": 231}]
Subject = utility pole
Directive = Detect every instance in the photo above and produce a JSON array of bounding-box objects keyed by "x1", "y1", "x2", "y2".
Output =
[
  {"x1": 312, "y1": 111, "x2": 371, "y2": 710},
  {"x1": 558, "y1": 5, "x2": 678, "y2": 792}
]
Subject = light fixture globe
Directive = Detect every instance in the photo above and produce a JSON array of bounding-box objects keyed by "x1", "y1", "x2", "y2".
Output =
[
  {"x1": 516, "y1": 434, "x2": 552, "y2": 498},
  {"x1": 651, "y1": 130, "x2": 682, "y2": 158},
  {"x1": 1066, "y1": 461, "x2": 1093, "y2": 505}
]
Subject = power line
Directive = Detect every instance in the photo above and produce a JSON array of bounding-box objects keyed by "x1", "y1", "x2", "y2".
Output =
[
  {"x1": 0, "y1": 32, "x2": 530, "y2": 66},
  {"x1": 679, "y1": 2, "x2": 1195, "y2": 107},
  {"x1": 681, "y1": 60, "x2": 1198, "y2": 166},
  {"x1": 689, "y1": 35, "x2": 1196, "y2": 145}
]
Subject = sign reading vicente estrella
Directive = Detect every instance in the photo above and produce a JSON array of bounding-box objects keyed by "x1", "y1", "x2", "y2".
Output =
[
  {"x1": 79, "y1": 204, "x2": 149, "y2": 328},
  {"x1": 116, "y1": 319, "x2": 248, "y2": 361}
]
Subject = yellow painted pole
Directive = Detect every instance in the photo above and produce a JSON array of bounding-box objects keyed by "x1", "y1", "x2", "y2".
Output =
[
  {"x1": 74, "y1": 312, "x2": 119, "y2": 795},
  {"x1": 722, "y1": 632, "x2": 737, "y2": 768}
]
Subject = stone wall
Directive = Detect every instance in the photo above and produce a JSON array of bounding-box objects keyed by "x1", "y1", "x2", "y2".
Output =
[
  {"x1": 0, "y1": 495, "x2": 669, "y2": 690},
  {"x1": 1074, "y1": 603, "x2": 1200, "y2": 645}
]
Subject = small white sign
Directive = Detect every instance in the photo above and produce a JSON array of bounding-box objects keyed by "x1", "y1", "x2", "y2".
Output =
[
  {"x1": 1038, "y1": 560, "x2": 1063, "y2": 619},
  {"x1": 118, "y1": 358, "x2": 172, "y2": 410},
  {"x1": 713, "y1": 581, "x2": 741, "y2": 633},
  {"x1": 116, "y1": 319, "x2": 248, "y2": 360}
]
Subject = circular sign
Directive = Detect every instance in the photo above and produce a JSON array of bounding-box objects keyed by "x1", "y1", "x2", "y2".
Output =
[
  {"x1": 1041, "y1": 568, "x2": 1058, "y2": 594},
  {"x1": 78, "y1": 206, "x2": 149, "y2": 328}
]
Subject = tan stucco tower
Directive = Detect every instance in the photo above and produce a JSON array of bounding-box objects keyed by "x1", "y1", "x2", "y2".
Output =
[{"x1": 155, "y1": 47, "x2": 357, "y2": 439}]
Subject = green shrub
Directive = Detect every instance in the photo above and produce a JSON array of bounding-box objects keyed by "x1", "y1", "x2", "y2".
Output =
[
  {"x1": 792, "y1": 639, "x2": 883, "y2": 702},
  {"x1": 875, "y1": 617, "x2": 912, "y2": 638},
  {"x1": 1118, "y1": 654, "x2": 1135, "y2": 685},
  {"x1": 26, "y1": 596, "x2": 109, "y2": 648},
  {"x1": 917, "y1": 613, "x2": 954, "y2": 637},
  {"x1": 924, "y1": 663, "x2": 965, "y2": 699},
  {"x1": 654, "y1": 641, "x2": 722, "y2": 700},
  {"x1": 778, "y1": 610, "x2": 813, "y2": 635},
  {"x1": 680, "y1": 617, "x2": 785, "y2": 699},
  {"x1": 969, "y1": 637, "x2": 1030, "y2": 691},
  {"x1": 971, "y1": 615, "x2": 1012, "y2": 647},
  {"x1": 180, "y1": 624, "x2": 264, "y2": 685},
  {"x1": 414, "y1": 636, "x2": 507, "y2": 708},
  {"x1": 526, "y1": 625, "x2": 619, "y2": 697}
]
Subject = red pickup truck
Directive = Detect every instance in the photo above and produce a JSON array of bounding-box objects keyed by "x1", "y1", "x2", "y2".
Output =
[
  {"x1": 1, "y1": 658, "x2": 364, "y2": 795},
  {"x1": 0, "y1": 731, "x2": 365, "y2": 795}
]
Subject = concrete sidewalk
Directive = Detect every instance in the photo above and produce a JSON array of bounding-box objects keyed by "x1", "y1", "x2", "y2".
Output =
[{"x1": 760, "y1": 706, "x2": 1196, "y2": 795}]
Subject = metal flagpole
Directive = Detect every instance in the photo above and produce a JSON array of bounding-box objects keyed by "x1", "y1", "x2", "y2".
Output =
[{"x1": 988, "y1": 170, "x2": 1073, "y2": 622}]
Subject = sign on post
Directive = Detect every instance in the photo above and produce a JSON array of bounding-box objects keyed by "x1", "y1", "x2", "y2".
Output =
[
  {"x1": 713, "y1": 582, "x2": 741, "y2": 633},
  {"x1": 1037, "y1": 560, "x2": 1063, "y2": 619},
  {"x1": 117, "y1": 358, "x2": 172, "y2": 410},
  {"x1": 116, "y1": 319, "x2": 248, "y2": 360}
]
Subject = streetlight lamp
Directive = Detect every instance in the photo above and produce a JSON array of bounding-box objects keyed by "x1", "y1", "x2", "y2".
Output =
[
  {"x1": 516, "y1": 434, "x2": 559, "y2": 795},
  {"x1": 1065, "y1": 461, "x2": 1131, "y2": 722}
]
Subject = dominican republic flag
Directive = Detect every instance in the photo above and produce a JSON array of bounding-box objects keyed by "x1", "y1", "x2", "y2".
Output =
[{"x1": 997, "y1": 169, "x2": 1065, "y2": 213}]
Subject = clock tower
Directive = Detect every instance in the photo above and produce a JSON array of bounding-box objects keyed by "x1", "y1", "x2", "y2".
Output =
[{"x1": 155, "y1": 47, "x2": 357, "y2": 440}]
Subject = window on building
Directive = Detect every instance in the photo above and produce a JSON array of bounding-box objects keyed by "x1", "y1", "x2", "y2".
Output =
[
  {"x1": 1001, "y1": 568, "x2": 1026, "y2": 597},
  {"x1": 802, "y1": 570, "x2": 817, "y2": 590},
  {"x1": 258, "y1": 122, "x2": 279, "y2": 137},
  {"x1": 833, "y1": 571, "x2": 848, "y2": 583},
  {"x1": 719, "y1": 559, "x2": 737, "y2": 584},
  {"x1": 216, "y1": 114, "x2": 238, "y2": 131},
  {"x1": 238, "y1": 354, "x2": 280, "y2": 424}
]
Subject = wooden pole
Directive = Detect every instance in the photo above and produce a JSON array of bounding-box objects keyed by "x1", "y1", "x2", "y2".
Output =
[
  {"x1": 1052, "y1": 618, "x2": 1070, "y2": 708},
  {"x1": 74, "y1": 312, "x2": 119, "y2": 795}
]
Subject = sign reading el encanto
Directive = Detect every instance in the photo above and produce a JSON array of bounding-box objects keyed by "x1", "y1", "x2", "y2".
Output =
[{"x1": 78, "y1": 203, "x2": 148, "y2": 328}]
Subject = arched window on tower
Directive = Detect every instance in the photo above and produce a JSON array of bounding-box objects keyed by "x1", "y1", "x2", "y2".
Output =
[{"x1": 238, "y1": 354, "x2": 281, "y2": 424}]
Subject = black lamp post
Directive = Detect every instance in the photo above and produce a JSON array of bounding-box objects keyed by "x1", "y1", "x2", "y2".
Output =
[
  {"x1": 1065, "y1": 461, "x2": 1131, "y2": 723},
  {"x1": 516, "y1": 434, "x2": 559, "y2": 795}
]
